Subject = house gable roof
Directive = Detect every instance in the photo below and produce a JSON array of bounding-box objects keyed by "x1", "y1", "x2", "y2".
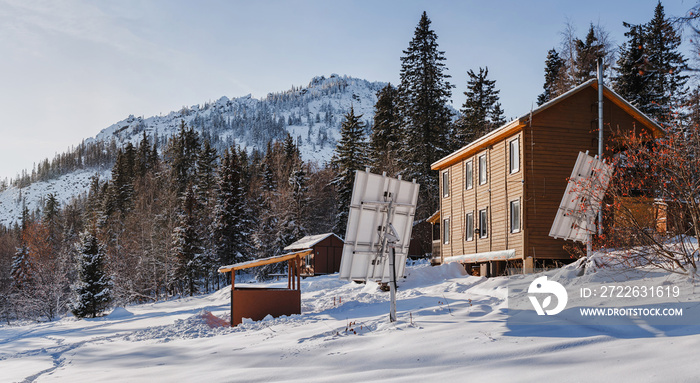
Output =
[
  {"x1": 431, "y1": 79, "x2": 665, "y2": 171},
  {"x1": 283, "y1": 233, "x2": 343, "y2": 251}
]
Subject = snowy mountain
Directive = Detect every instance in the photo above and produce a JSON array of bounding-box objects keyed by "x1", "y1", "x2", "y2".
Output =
[
  {"x1": 0, "y1": 169, "x2": 111, "y2": 228},
  {"x1": 93, "y1": 74, "x2": 384, "y2": 162},
  {"x1": 0, "y1": 74, "x2": 386, "y2": 226}
]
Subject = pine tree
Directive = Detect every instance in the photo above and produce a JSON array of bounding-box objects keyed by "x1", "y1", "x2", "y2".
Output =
[
  {"x1": 537, "y1": 48, "x2": 565, "y2": 106},
  {"x1": 331, "y1": 106, "x2": 368, "y2": 236},
  {"x1": 398, "y1": 11, "x2": 454, "y2": 218},
  {"x1": 369, "y1": 83, "x2": 400, "y2": 175},
  {"x1": 643, "y1": 1, "x2": 688, "y2": 127},
  {"x1": 172, "y1": 185, "x2": 202, "y2": 296},
  {"x1": 71, "y1": 231, "x2": 111, "y2": 318}
]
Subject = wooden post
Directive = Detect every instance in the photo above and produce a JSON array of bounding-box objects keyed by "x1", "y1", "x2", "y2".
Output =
[
  {"x1": 230, "y1": 271, "x2": 236, "y2": 327},
  {"x1": 296, "y1": 255, "x2": 301, "y2": 291},
  {"x1": 287, "y1": 260, "x2": 292, "y2": 289}
]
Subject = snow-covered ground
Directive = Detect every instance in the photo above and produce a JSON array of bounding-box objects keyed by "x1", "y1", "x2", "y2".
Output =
[{"x1": 2, "y1": 259, "x2": 700, "y2": 382}]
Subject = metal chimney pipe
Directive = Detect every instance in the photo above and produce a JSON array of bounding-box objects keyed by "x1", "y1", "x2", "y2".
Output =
[{"x1": 597, "y1": 57, "x2": 604, "y2": 237}]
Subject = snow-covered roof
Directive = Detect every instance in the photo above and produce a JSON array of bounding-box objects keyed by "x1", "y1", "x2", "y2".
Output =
[
  {"x1": 443, "y1": 250, "x2": 517, "y2": 263},
  {"x1": 283, "y1": 233, "x2": 343, "y2": 251}
]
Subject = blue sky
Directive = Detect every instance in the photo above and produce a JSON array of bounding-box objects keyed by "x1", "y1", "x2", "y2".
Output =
[{"x1": 0, "y1": 0, "x2": 695, "y2": 181}]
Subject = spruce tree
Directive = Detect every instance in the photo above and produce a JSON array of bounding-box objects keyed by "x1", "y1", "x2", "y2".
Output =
[
  {"x1": 537, "y1": 48, "x2": 565, "y2": 106},
  {"x1": 136, "y1": 131, "x2": 151, "y2": 178},
  {"x1": 168, "y1": 120, "x2": 201, "y2": 195},
  {"x1": 10, "y1": 244, "x2": 33, "y2": 291},
  {"x1": 195, "y1": 139, "x2": 218, "y2": 290},
  {"x1": 369, "y1": 83, "x2": 400, "y2": 175},
  {"x1": 286, "y1": 164, "x2": 310, "y2": 242},
  {"x1": 398, "y1": 11, "x2": 454, "y2": 218},
  {"x1": 213, "y1": 147, "x2": 250, "y2": 266},
  {"x1": 196, "y1": 139, "x2": 218, "y2": 209},
  {"x1": 613, "y1": 22, "x2": 649, "y2": 108},
  {"x1": 643, "y1": 1, "x2": 688, "y2": 127},
  {"x1": 71, "y1": 231, "x2": 111, "y2": 318},
  {"x1": 102, "y1": 145, "x2": 136, "y2": 221},
  {"x1": 574, "y1": 24, "x2": 605, "y2": 84},
  {"x1": 331, "y1": 106, "x2": 368, "y2": 237},
  {"x1": 172, "y1": 185, "x2": 202, "y2": 296},
  {"x1": 454, "y1": 67, "x2": 505, "y2": 147}
]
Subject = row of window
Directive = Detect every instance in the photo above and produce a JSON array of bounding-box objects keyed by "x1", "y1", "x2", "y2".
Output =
[
  {"x1": 442, "y1": 199, "x2": 520, "y2": 244},
  {"x1": 442, "y1": 137, "x2": 520, "y2": 197}
]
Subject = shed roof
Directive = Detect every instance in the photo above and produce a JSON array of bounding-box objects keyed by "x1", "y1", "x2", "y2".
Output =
[
  {"x1": 283, "y1": 233, "x2": 344, "y2": 251},
  {"x1": 431, "y1": 79, "x2": 665, "y2": 171}
]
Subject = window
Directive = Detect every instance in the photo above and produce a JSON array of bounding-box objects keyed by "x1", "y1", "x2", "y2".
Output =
[
  {"x1": 510, "y1": 137, "x2": 520, "y2": 174},
  {"x1": 479, "y1": 154, "x2": 487, "y2": 185},
  {"x1": 305, "y1": 252, "x2": 313, "y2": 267},
  {"x1": 479, "y1": 209, "x2": 488, "y2": 238},
  {"x1": 443, "y1": 218, "x2": 450, "y2": 244},
  {"x1": 510, "y1": 200, "x2": 521, "y2": 233},
  {"x1": 442, "y1": 170, "x2": 450, "y2": 197},
  {"x1": 465, "y1": 212, "x2": 474, "y2": 241},
  {"x1": 465, "y1": 160, "x2": 473, "y2": 190}
]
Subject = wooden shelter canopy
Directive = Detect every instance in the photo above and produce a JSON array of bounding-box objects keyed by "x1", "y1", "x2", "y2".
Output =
[
  {"x1": 431, "y1": 79, "x2": 665, "y2": 171},
  {"x1": 427, "y1": 210, "x2": 441, "y2": 224},
  {"x1": 218, "y1": 249, "x2": 313, "y2": 273}
]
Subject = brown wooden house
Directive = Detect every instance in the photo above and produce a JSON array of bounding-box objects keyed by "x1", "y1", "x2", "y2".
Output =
[
  {"x1": 284, "y1": 233, "x2": 344, "y2": 276},
  {"x1": 430, "y1": 79, "x2": 664, "y2": 276}
]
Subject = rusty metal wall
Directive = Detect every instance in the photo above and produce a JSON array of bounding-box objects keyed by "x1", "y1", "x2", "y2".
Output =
[{"x1": 231, "y1": 288, "x2": 301, "y2": 326}]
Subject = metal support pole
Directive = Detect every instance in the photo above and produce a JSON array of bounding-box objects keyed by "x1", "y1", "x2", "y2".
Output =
[{"x1": 389, "y1": 246, "x2": 397, "y2": 322}]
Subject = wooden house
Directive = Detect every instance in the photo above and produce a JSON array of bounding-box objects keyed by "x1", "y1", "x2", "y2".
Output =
[
  {"x1": 284, "y1": 233, "x2": 344, "y2": 276},
  {"x1": 430, "y1": 79, "x2": 664, "y2": 276}
]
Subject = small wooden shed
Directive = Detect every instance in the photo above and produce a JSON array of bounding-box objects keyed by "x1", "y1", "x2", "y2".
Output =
[
  {"x1": 284, "y1": 233, "x2": 344, "y2": 276},
  {"x1": 218, "y1": 249, "x2": 311, "y2": 326}
]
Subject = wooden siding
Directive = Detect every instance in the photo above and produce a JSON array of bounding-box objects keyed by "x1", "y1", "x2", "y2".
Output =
[
  {"x1": 437, "y1": 85, "x2": 659, "y2": 265},
  {"x1": 524, "y1": 86, "x2": 658, "y2": 261},
  {"x1": 439, "y1": 132, "x2": 525, "y2": 261}
]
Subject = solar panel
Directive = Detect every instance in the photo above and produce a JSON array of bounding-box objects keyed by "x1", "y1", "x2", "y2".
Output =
[
  {"x1": 549, "y1": 151, "x2": 613, "y2": 242},
  {"x1": 338, "y1": 169, "x2": 420, "y2": 282}
]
